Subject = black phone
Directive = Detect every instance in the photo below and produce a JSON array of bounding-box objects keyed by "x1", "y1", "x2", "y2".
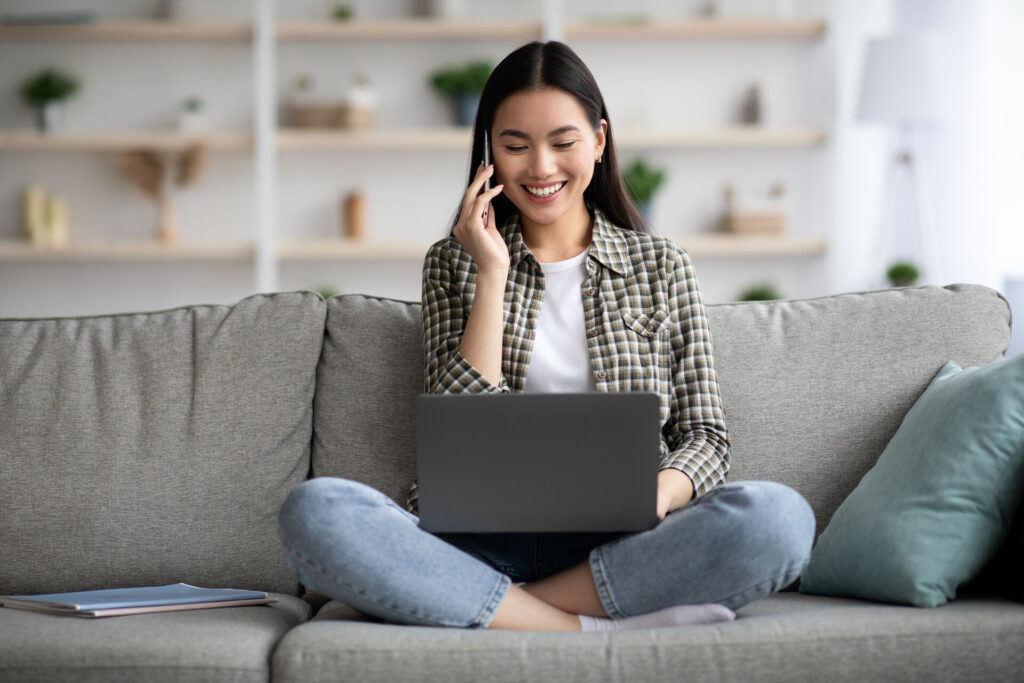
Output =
[{"x1": 482, "y1": 129, "x2": 491, "y2": 192}]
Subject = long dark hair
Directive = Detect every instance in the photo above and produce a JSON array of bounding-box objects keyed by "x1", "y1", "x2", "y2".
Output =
[{"x1": 450, "y1": 41, "x2": 649, "y2": 235}]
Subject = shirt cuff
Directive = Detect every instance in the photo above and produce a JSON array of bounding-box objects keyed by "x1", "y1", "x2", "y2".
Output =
[
  {"x1": 434, "y1": 350, "x2": 509, "y2": 394},
  {"x1": 660, "y1": 433, "x2": 730, "y2": 497}
]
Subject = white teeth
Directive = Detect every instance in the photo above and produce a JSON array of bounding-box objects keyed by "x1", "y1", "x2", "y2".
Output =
[{"x1": 524, "y1": 182, "x2": 565, "y2": 198}]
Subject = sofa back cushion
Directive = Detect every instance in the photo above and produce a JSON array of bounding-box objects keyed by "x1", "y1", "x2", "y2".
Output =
[
  {"x1": 0, "y1": 292, "x2": 326, "y2": 595},
  {"x1": 313, "y1": 295, "x2": 421, "y2": 506},
  {"x1": 313, "y1": 285, "x2": 1011, "y2": 539}
]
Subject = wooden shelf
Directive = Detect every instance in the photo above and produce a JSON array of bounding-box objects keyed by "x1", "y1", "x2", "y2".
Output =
[
  {"x1": 678, "y1": 233, "x2": 826, "y2": 257},
  {"x1": 277, "y1": 128, "x2": 471, "y2": 151},
  {"x1": 0, "y1": 240, "x2": 254, "y2": 262},
  {"x1": 276, "y1": 126, "x2": 825, "y2": 151},
  {"x1": 277, "y1": 240, "x2": 432, "y2": 261},
  {"x1": 0, "y1": 20, "x2": 252, "y2": 41},
  {"x1": 617, "y1": 127, "x2": 826, "y2": 148},
  {"x1": 0, "y1": 128, "x2": 823, "y2": 153},
  {"x1": 0, "y1": 131, "x2": 252, "y2": 152},
  {"x1": 0, "y1": 17, "x2": 822, "y2": 42},
  {"x1": 565, "y1": 17, "x2": 826, "y2": 39},
  {"x1": 0, "y1": 235, "x2": 824, "y2": 263},
  {"x1": 275, "y1": 235, "x2": 825, "y2": 261},
  {"x1": 276, "y1": 19, "x2": 543, "y2": 41}
]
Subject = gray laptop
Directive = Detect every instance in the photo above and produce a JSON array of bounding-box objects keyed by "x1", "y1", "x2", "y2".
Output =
[{"x1": 415, "y1": 392, "x2": 660, "y2": 533}]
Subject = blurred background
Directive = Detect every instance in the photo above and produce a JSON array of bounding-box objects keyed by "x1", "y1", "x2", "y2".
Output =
[{"x1": 0, "y1": 0, "x2": 1020, "y2": 352}]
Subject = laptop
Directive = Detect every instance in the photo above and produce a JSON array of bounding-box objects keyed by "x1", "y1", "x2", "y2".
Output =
[{"x1": 415, "y1": 392, "x2": 660, "y2": 533}]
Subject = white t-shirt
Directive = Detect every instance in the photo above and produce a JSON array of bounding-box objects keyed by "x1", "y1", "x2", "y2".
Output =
[{"x1": 523, "y1": 248, "x2": 597, "y2": 393}]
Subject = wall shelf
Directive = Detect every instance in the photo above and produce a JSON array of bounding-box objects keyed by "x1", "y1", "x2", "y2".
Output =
[
  {"x1": 677, "y1": 234, "x2": 826, "y2": 257},
  {"x1": 564, "y1": 18, "x2": 826, "y2": 39},
  {"x1": 273, "y1": 235, "x2": 826, "y2": 261},
  {"x1": 0, "y1": 131, "x2": 252, "y2": 152},
  {"x1": 276, "y1": 126, "x2": 826, "y2": 151},
  {"x1": 0, "y1": 17, "x2": 824, "y2": 42},
  {"x1": 0, "y1": 240, "x2": 254, "y2": 262},
  {"x1": 0, "y1": 21, "x2": 252, "y2": 41},
  {"x1": 276, "y1": 240, "x2": 433, "y2": 261},
  {"x1": 276, "y1": 19, "x2": 543, "y2": 41}
]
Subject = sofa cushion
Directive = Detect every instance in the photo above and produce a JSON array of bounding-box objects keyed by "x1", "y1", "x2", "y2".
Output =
[
  {"x1": 272, "y1": 593, "x2": 1024, "y2": 683},
  {"x1": 0, "y1": 594, "x2": 310, "y2": 683},
  {"x1": 312, "y1": 294, "x2": 421, "y2": 505},
  {"x1": 0, "y1": 292, "x2": 326, "y2": 595},
  {"x1": 311, "y1": 285, "x2": 1011, "y2": 538},
  {"x1": 707, "y1": 284, "x2": 1011, "y2": 539},
  {"x1": 799, "y1": 354, "x2": 1024, "y2": 606}
]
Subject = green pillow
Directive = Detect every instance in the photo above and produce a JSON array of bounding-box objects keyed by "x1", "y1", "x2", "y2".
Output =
[{"x1": 799, "y1": 354, "x2": 1024, "y2": 607}]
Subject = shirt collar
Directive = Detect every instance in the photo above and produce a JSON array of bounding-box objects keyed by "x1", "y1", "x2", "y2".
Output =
[{"x1": 500, "y1": 207, "x2": 631, "y2": 276}]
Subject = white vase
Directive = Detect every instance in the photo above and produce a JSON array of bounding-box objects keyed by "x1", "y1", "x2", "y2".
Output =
[{"x1": 37, "y1": 101, "x2": 63, "y2": 134}]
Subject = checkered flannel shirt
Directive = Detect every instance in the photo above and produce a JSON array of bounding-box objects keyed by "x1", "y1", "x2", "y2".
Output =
[{"x1": 407, "y1": 208, "x2": 731, "y2": 514}]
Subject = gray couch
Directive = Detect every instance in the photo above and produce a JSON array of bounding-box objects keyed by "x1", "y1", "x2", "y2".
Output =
[{"x1": 1, "y1": 283, "x2": 1021, "y2": 683}]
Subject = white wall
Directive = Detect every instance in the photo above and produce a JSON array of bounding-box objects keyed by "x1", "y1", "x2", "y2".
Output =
[{"x1": 2, "y1": 0, "x2": 854, "y2": 316}]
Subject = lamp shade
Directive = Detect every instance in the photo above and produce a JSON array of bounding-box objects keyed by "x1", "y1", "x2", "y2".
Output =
[{"x1": 857, "y1": 32, "x2": 941, "y2": 125}]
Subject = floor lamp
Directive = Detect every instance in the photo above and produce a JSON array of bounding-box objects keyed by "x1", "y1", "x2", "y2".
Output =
[{"x1": 857, "y1": 32, "x2": 941, "y2": 287}]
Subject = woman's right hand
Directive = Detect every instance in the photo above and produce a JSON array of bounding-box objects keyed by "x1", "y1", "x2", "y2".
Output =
[{"x1": 453, "y1": 163, "x2": 508, "y2": 274}]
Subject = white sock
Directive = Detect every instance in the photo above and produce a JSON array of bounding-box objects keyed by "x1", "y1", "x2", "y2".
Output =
[{"x1": 577, "y1": 603, "x2": 735, "y2": 631}]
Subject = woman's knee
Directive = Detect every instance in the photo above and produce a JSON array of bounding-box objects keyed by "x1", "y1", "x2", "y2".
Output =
[
  {"x1": 717, "y1": 481, "x2": 816, "y2": 569},
  {"x1": 278, "y1": 477, "x2": 383, "y2": 545}
]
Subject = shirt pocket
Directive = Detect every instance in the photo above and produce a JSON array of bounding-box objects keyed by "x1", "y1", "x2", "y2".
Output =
[{"x1": 621, "y1": 307, "x2": 670, "y2": 338}]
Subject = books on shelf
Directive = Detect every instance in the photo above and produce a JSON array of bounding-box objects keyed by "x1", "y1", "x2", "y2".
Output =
[{"x1": 0, "y1": 583, "x2": 276, "y2": 618}]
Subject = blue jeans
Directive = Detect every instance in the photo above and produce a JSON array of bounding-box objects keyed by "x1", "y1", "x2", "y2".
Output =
[{"x1": 277, "y1": 477, "x2": 815, "y2": 628}]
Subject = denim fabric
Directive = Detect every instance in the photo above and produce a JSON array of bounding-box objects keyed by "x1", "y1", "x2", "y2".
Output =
[{"x1": 278, "y1": 477, "x2": 814, "y2": 627}]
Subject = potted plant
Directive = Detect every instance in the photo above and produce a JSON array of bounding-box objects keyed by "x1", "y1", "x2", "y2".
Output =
[
  {"x1": 887, "y1": 261, "x2": 920, "y2": 288},
  {"x1": 430, "y1": 60, "x2": 492, "y2": 126},
  {"x1": 738, "y1": 283, "x2": 782, "y2": 301},
  {"x1": 20, "y1": 68, "x2": 81, "y2": 134},
  {"x1": 623, "y1": 159, "x2": 666, "y2": 221}
]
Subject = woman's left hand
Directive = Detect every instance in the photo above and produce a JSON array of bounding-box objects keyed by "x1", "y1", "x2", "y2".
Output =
[{"x1": 656, "y1": 469, "x2": 695, "y2": 520}]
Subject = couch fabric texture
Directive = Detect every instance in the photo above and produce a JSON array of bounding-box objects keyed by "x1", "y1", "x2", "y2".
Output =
[
  {"x1": 1, "y1": 283, "x2": 1021, "y2": 683},
  {"x1": 0, "y1": 292, "x2": 326, "y2": 596}
]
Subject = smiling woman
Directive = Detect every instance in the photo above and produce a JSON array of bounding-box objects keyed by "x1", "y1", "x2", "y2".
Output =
[{"x1": 277, "y1": 40, "x2": 816, "y2": 635}]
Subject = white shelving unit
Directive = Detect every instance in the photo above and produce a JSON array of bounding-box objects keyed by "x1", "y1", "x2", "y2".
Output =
[{"x1": 0, "y1": 1, "x2": 831, "y2": 310}]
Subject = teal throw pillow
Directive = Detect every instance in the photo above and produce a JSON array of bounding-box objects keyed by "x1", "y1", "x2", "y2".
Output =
[{"x1": 799, "y1": 354, "x2": 1024, "y2": 607}]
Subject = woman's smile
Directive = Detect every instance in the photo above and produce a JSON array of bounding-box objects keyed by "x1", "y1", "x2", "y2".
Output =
[{"x1": 523, "y1": 181, "x2": 567, "y2": 201}]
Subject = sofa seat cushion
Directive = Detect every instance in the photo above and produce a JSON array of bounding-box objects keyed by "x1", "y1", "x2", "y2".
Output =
[
  {"x1": 0, "y1": 594, "x2": 310, "y2": 683},
  {"x1": 0, "y1": 292, "x2": 326, "y2": 595},
  {"x1": 273, "y1": 593, "x2": 1024, "y2": 683}
]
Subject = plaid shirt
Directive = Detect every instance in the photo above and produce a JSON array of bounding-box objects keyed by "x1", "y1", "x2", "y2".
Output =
[{"x1": 408, "y1": 208, "x2": 730, "y2": 513}]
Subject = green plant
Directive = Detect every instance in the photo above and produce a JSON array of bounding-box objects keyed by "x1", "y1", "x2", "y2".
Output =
[
  {"x1": 312, "y1": 286, "x2": 340, "y2": 300},
  {"x1": 20, "y1": 68, "x2": 81, "y2": 107},
  {"x1": 330, "y1": 4, "x2": 354, "y2": 21},
  {"x1": 430, "y1": 61, "x2": 493, "y2": 97},
  {"x1": 887, "y1": 261, "x2": 920, "y2": 287},
  {"x1": 738, "y1": 283, "x2": 782, "y2": 301},
  {"x1": 623, "y1": 159, "x2": 666, "y2": 204}
]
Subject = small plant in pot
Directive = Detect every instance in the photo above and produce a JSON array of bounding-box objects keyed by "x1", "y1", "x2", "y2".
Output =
[
  {"x1": 430, "y1": 60, "x2": 492, "y2": 126},
  {"x1": 887, "y1": 261, "x2": 920, "y2": 288},
  {"x1": 738, "y1": 283, "x2": 782, "y2": 301},
  {"x1": 623, "y1": 159, "x2": 666, "y2": 222},
  {"x1": 21, "y1": 68, "x2": 81, "y2": 134}
]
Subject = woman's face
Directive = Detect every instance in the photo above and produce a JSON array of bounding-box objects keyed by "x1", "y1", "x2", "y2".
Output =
[{"x1": 491, "y1": 87, "x2": 606, "y2": 231}]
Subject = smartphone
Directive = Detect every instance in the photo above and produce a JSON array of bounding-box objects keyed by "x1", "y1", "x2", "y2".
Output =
[{"x1": 482, "y1": 130, "x2": 491, "y2": 192}]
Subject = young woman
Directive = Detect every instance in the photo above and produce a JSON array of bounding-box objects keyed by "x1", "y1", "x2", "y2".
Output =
[{"x1": 278, "y1": 41, "x2": 815, "y2": 632}]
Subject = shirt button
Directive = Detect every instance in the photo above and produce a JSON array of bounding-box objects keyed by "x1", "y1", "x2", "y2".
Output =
[
  {"x1": 595, "y1": 370, "x2": 607, "y2": 380},
  {"x1": 587, "y1": 328, "x2": 599, "y2": 337},
  {"x1": 646, "y1": 322, "x2": 656, "y2": 331},
  {"x1": 586, "y1": 287, "x2": 597, "y2": 296}
]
